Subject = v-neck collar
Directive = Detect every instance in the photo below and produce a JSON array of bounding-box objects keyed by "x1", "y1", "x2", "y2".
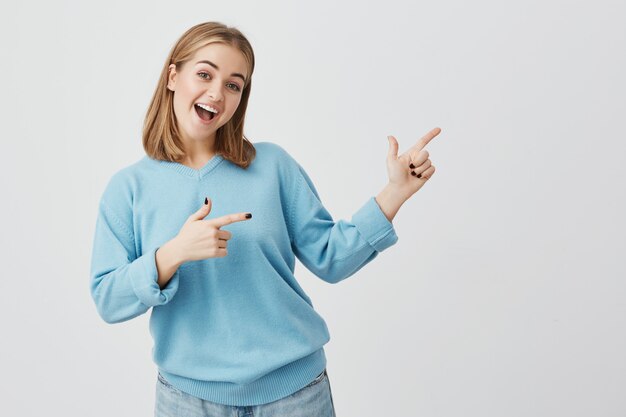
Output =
[{"x1": 150, "y1": 154, "x2": 225, "y2": 180}]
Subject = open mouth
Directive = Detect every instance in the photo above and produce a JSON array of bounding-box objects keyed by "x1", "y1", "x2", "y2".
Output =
[{"x1": 194, "y1": 104, "x2": 216, "y2": 123}]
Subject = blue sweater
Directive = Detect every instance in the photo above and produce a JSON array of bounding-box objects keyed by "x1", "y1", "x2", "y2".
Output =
[{"x1": 89, "y1": 141, "x2": 399, "y2": 406}]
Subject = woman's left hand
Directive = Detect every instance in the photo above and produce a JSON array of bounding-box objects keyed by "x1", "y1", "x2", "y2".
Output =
[{"x1": 386, "y1": 127, "x2": 441, "y2": 198}]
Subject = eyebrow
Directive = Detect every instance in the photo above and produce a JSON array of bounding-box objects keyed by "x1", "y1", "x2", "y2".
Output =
[{"x1": 195, "y1": 60, "x2": 247, "y2": 83}]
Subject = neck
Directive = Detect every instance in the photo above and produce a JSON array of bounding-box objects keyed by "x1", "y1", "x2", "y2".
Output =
[{"x1": 180, "y1": 136, "x2": 217, "y2": 169}]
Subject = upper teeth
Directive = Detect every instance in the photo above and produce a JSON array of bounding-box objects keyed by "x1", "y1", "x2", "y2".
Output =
[{"x1": 197, "y1": 103, "x2": 218, "y2": 114}]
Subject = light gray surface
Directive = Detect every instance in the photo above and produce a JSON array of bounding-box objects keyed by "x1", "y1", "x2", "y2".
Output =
[{"x1": 0, "y1": 0, "x2": 624, "y2": 415}]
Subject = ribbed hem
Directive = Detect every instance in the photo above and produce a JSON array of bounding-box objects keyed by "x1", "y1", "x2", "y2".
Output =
[{"x1": 158, "y1": 348, "x2": 327, "y2": 406}]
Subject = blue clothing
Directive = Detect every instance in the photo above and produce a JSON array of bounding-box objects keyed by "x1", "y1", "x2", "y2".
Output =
[
  {"x1": 90, "y1": 141, "x2": 398, "y2": 406},
  {"x1": 155, "y1": 368, "x2": 336, "y2": 416}
]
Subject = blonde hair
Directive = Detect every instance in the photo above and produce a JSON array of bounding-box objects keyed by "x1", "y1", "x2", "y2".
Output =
[{"x1": 142, "y1": 22, "x2": 256, "y2": 169}]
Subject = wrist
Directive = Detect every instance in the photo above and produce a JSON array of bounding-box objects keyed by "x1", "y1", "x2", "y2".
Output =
[
  {"x1": 384, "y1": 182, "x2": 412, "y2": 203},
  {"x1": 162, "y1": 237, "x2": 185, "y2": 267},
  {"x1": 375, "y1": 183, "x2": 411, "y2": 223}
]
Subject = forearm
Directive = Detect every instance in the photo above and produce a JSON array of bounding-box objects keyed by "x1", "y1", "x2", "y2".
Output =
[
  {"x1": 155, "y1": 238, "x2": 184, "y2": 290},
  {"x1": 375, "y1": 183, "x2": 410, "y2": 223}
]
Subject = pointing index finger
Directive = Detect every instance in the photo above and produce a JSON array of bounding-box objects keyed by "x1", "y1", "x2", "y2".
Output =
[
  {"x1": 211, "y1": 212, "x2": 252, "y2": 228},
  {"x1": 416, "y1": 127, "x2": 442, "y2": 151}
]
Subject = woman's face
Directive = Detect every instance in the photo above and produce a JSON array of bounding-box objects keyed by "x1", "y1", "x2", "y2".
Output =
[{"x1": 167, "y1": 42, "x2": 248, "y2": 146}]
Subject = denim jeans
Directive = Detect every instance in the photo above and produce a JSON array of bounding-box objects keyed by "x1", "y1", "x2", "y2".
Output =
[{"x1": 155, "y1": 369, "x2": 336, "y2": 417}]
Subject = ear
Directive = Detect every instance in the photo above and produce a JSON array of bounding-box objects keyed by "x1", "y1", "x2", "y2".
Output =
[{"x1": 167, "y1": 64, "x2": 177, "y2": 91}]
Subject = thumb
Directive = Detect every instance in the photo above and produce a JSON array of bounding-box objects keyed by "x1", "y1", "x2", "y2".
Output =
[
  {"x1": 387, "y1": 135, "x2": 399, "y2": 160},
  {"x1": 188, "y1": 196, "x2": 212, "y2": 222}
]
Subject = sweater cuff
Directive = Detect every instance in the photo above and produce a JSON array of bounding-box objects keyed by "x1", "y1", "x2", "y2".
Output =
[
  {"x1": 351, "y1": 197, "x2": 399, "y2": 252},
  {"x1": 130, "y1": 246, "x2": 180, "y2": 306}
]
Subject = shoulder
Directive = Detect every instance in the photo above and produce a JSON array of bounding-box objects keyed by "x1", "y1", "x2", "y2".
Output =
[
  {"x1": 251, "y1": 141, "x2": 309, "y2": 196},
  {"x1": 251, "y1": 140, "x2": 302, "y2": 175},
  {"x1": 253, "y1": 140, "x2": 291, "y2": 159},
  {"x1": 99, "y1": 156, "x2": 147, "y2": 212},
  {"x1": 252, "y1": 140, "x2": 300, "y2": 169}
]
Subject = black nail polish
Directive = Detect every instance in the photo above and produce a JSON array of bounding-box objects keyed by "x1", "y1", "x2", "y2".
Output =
[
  {"x1": 205, "y1": 197, "x2": 208, "y2": 205},
  {"x1": 245, "y1": 213, "x2": 252, "y2": 219},
  {"x1": 417, "y1": 173, "x2": 422, "y2": 178},
  {"x1": 409, "y1": 163, "x2": 415, "y2": 169},
  {"x1": 411, "y1": 171, "x2": 416, "y2": 176}
]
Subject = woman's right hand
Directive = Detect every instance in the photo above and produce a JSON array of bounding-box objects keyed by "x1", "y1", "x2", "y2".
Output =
[{"x1": 173, "y1": 197, "x2": 252, "y2": 263}]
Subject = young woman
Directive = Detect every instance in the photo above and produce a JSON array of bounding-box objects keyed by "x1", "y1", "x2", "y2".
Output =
[{"x1": 90, "y1": 21, "x2": 440, "y2": 417}]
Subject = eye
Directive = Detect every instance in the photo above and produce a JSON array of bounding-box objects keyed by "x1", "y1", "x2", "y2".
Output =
[
  {"x1": 198, "y1": 72, "x2": 241, "y2": 92},
  {"x1": 227, "y1": 83, "x2": 241, "y2": 92}
]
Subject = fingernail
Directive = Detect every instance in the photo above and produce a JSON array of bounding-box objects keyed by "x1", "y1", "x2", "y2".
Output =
[
  {"x1": 409, "y1": 163, "x2": 415, "y2": 169},
  {"x1": 205, "y1": 197, "x2": 208, "y2": 205},
  {"x1": 411, "y1": 171, "x2": 416, "y2": 176},
  {"x1": 417, "y1": 173, "x2": 422, "y2": 178},
  {"x1": 245, "y1": 213, "x2": 252, "y2": 219}
]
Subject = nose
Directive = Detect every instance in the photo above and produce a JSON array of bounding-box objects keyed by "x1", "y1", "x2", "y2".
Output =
[{"x1": 206, "y1": 84, "x2": 224, "y2": 102}]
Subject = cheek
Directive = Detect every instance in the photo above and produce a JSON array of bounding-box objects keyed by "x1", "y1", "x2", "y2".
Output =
[
  {"x1": 173, "y1": 98, "x2": 189, "y2": 122},
  {"x1": 175, "y1": 90, "x2": 198, "y2": 116},
  {"x1": 228, "y1": 98, "x2": 243, "y2": 116},
  {"x1": 174, "y1": 82, "x2": 196, "y2": 103}
]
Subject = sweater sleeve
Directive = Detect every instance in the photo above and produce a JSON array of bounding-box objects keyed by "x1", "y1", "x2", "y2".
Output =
[
  {"x1": 89, "y1": 198, "x2": 180, "y2": 324},
  {"x1": 287, "y1": 162, "x2": 399, "y2": 284}
]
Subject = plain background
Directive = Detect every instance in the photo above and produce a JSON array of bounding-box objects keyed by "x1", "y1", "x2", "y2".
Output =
[{"x1": 0, "y1": 0, "x2": 624, "y2": 415}]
